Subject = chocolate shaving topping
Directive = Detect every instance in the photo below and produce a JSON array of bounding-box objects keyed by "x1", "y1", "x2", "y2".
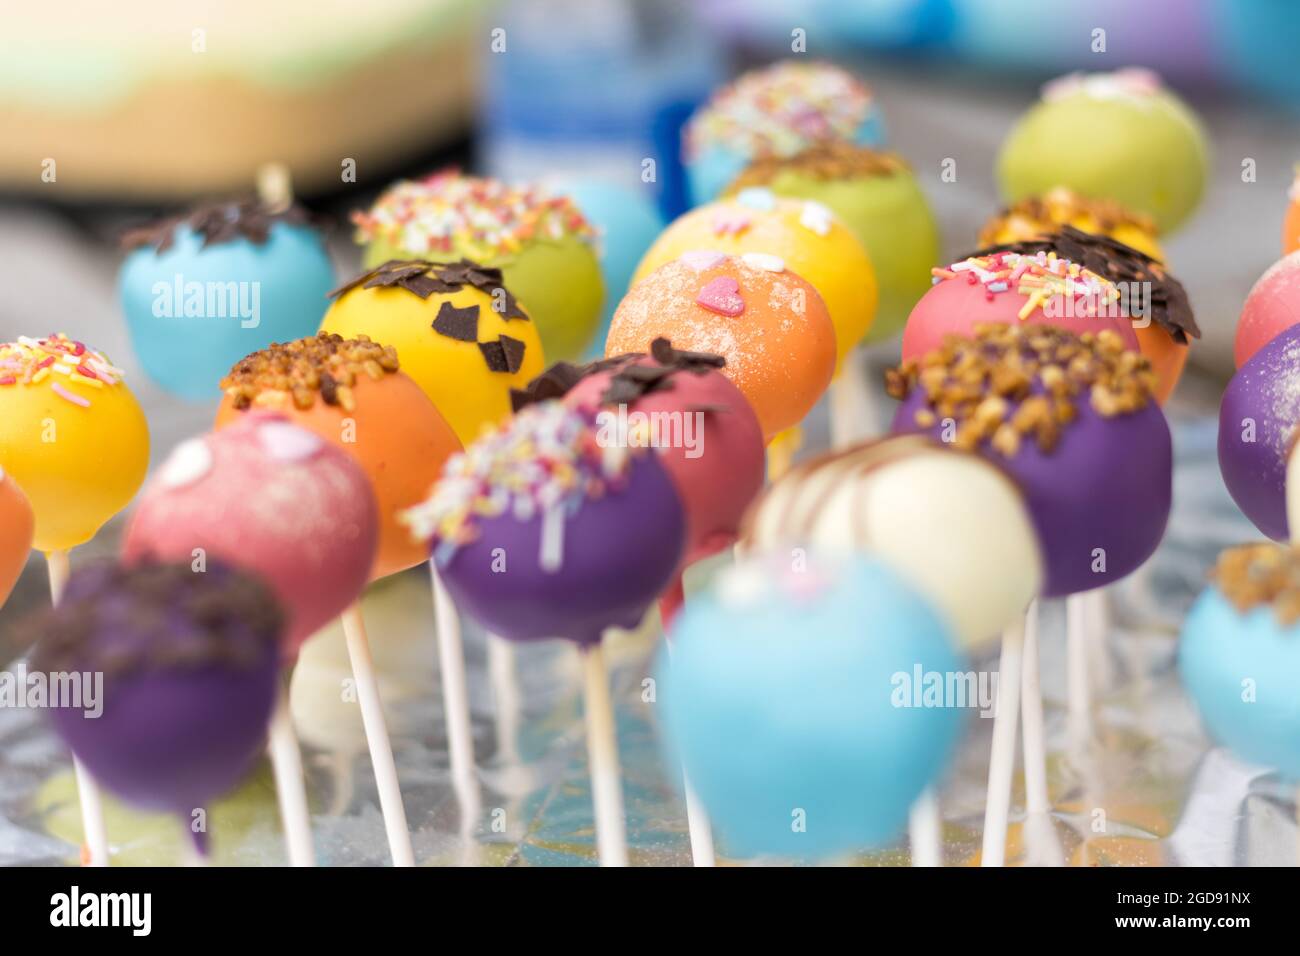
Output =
[
  {"x1": 432, "y1": 301, "x2": 481, "y2": 342},
  {"x1": 509, "y1": 337, "x2": 728, "y2": 411},
  {"x1": 27, "y1": 559, "x2": 283, "y2": 680},
  {"x1": 120, "y1": 198, "x2": 316, "y2": 253},
  {"x1": 966, "y1": 225, "x2": 1199, "y2": 343},
  {"x1": 330, "y1": 258, "x2": 529, "y2": 320},
  {"x1": 478, "y1": 335, "x2": 527, "y2": 374}
]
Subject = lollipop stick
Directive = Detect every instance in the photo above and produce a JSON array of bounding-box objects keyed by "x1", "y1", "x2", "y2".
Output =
[
  {"x1": 340, "y1": 603, "x2": 415, "y2": 867},
  {"x1": 487, "y1": 635, "x2": 522, "y2": 767},
  {"x1": 909, "y1": 788, "x2": 942, "y2": 867},
  {"x1": 256, "y1": 162, "x2": 293, "y2": 211},
  {"x1": 829, "y1": 349, "x2": 873, "y2": 448},
  {"x1": 981, "y1": 613, "x2": 1024, "y2": 867},
  {"x1": 428, "y1": 565, "x2": 476, "y2": 799},
  {"x1": 46, "y1": 550, "x2": 110, "y2": 868},
  {"x1": 267, "y1": 677, "x2": 315, "y2": 866},
  {"x1": 1020, "y1": 601, "x2": 1048, "y2": 816},
  {"x1": 661, "y1": 634, "x2": 716, "y2": 867},
  {"x1": 580, "y1": 640, "x2": 628, "y2": 866},
  {"x1": 1066, "y1": 593, "x2": 1092, "y2": 741}
]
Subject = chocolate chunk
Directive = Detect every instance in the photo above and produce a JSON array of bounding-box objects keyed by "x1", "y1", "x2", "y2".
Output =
[{"x1": 432, "y1": 301, "x2": 481, "y2": 342}]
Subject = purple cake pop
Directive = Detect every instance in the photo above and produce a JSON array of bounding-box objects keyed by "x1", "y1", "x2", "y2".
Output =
[
  {"x1": 887, "y1": 323, "x2": 1172, "y2": 597},
  {"x1": 1218, "y1": 324, "x2": 1300, "y2": 541},
  {"x1": 401, "y1": 400, "x2": 686, "y2": 645},
  {"x1": 28, "y1": 560, "x2": 282, "y2": 853}
]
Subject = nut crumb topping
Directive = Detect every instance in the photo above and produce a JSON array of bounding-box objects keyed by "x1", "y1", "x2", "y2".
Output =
[
  {"x1": 1213, "y1": 543, "x2": 1300, "y2": 627},
  {"x1": 221, "y1": 332, "x2": 400, "y2": 413},
  {"x1": 884, "y1": 323, "x2": 1156, "y2": 456}
]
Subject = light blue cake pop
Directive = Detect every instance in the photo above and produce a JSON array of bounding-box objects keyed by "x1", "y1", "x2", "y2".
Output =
[
  {"x1": 549, "y1": 178, "x2": 665, "y2": 358},
  {"x1": 657, "y1": 552, "x2": 963, "y2": 859},
  {"x1": 118, "y1": 201, "x2": 334, "y2": 401},
  {"x1": 1180, "y1": 543, "x2": 1300, "y2": 779},
  {"x1": 683, "y1": 60, "x2": 885, "y2": 208}
]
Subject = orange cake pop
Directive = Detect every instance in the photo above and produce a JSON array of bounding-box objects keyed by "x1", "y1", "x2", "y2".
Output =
[
  {"x1": 632, "y1": 188, "x2": 875, "y2": 368},
  {"x1": 1285, "y1": 167, "x2": 1300, "y2": 257},
  {"x1": 606, "y1": 250, "x2": 836, "y2": 440},
  {"x1": 216, "y1": 332, "x2": 461, "y2": 579},
  {"x1": 0, "y1": 467, "x2": 34, "y2": 606}
]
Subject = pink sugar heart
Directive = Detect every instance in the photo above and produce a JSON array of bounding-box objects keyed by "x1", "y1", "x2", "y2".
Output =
[{"x1": 696, "y1": 276, "x2": 745, "y2": 316}]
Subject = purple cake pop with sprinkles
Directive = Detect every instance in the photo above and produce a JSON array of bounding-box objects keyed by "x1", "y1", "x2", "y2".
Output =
[
  {"x1": 887, "y1": 323, "x2": 1172, "y2": 598},
  {"x1": 1218, "y1": 324, "x2": 1300, "y2": 541},
  {"x1": 402, "y1": 400, "x2": 686, "y2": 646},
  {"x1": 28, "y1": 559, "x2": 282, "y2": 856}
]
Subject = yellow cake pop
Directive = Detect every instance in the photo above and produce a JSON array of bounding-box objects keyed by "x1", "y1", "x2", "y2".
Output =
[
  {"x1": 633, "y1": 188, "x2": 876, "y2": 367},
  {"x1": 979, "y1": 186, "x2": 1163, "y2": 260},
  {"x1": 319, "y1": 259, "x2": 545, "y2": 445},
  {"x1": 0, "y1": 334, "x2": 149, "y2": 552}
]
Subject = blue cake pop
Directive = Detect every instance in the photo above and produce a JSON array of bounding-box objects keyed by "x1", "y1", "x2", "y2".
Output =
[
  {"x1": 118, "y1": 199, "x2": 334, "y2": 400},
  {"x1": 1180, "y1": 543, "x2": 1300, "y2": 779},
  {"x1": 683, "y1": 60, "x2": 885, "y2": 208},
  {"x1": 657, "y1": 552, "x2": 963, "y2": 859},
  {"x1": 548, "y1": 178, "x2": 665, "y2": 358}
]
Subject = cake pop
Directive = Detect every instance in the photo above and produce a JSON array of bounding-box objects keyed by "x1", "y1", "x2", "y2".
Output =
[
  {"x1": 402, "y1": 401, "x2": 686, "y2": 865},
  {"x1": 119, "y1": 199, "x2": 334, "y2": 400},
  {"x1": 724, "y1": 142, "x2": 939, "y2": 342},
  {"x1": 608, "y1": 251, "x2": 836, "y2": 440},
  {"x1": 998, "y1": 68, "x2": 1209, "y2": 234},
  {"x1": 352, "y1": 171, "x2": 603, "y2": 361},
  {"x1": 1180, "y1": 543, "x2": 1300, "y2": 779},
  {"x1": 320, "y1": 259, "x2": 544, "y2": 444},
  {"x1": 545, "y1": 177, "x2": 665, "y2": 358},
  {"x1": 122, "y1": 415, "x2": 378, "y2": 868},
  {"x1": 1233, "y1": 251, "x2": 1300, "y2": 368},
  {"x1": 683, "y1": 60, "x2": 885, "y2": 207},
  {"x1": 0, "y1": 467, "x2": 33, "y2": 607},
  {"x1": 216, "y1": 332, "x2": 461, "y2": 866},
  {"x1": 657, "y1": 552, "x2": 962, "y2": 859},
  {"x1": 888, "y1": 323, "x2": 1172, "y2": 599},
  {"x1": 954, "y1": 227, "x2": 1199, "y2": 403},
  {"x1": 1218, "y1": 323, "x2": 1300, "y2": 541},
  {"x1": 216, "y1": 333, "x2": 459, "y2": 580},
  {"x1": 0, "y1": 334, "x2": 149, "y2": 554},
  {"x1": 632, "y1": 189, "x2": 876, "y2": 369},
  {"x1": 29, "y1": 559, "x2": 282, "y2": 857},
  {"x1": 979, "y1": 187, "x2": 1163, "y2": 260},
  {"x1": 123, "y1": 414, "x2": 378, "y2": 656},
  {"x1": 743, "y1": 435, "x2": 1042, "y2": 649},
  {"x1": 519, "y1": 338, "x2": 766, "y2": 613}
]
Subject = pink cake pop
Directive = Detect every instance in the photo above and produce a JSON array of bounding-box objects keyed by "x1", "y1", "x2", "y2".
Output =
[
  {"x1": 123, "y1": 413, "x2": 379, "y2": 659},
  {"x1": 1234, "y1": 250, "x2": 1300, "y2": 368}
]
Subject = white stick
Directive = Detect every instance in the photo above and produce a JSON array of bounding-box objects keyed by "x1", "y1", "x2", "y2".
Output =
[
  {"x1": 487, "y1": 635, "x2": 522, "y2": 767},
  {"x1": 1085, "y1": 588, "x2": 1113, "y2": 692},
  {"x1": 46, "y1": 550, "x2": 110, "y2": 868},
  {"x1": 909, "y1": 788, "x2": 942, "y2": 867},
  {"x1": 340, "y1": 603, "x2": 415, "y2": 867},
  {"x1": 1020, "y1": 601, "x2": 1048, "y2": 816},
  {"x1": 981, "y1": 613, "x2": 1024, "y2": 867},
  {"x1": 683, "y1": 777, "x2": 716, "y2": 867},
  {"x1": 1066, "y1": 593, "x2": 1092, "y2": 741},
  {"x1": 829, "y1": 348, "x2": 872, "y2": 448},
  {"x1": 266, "y1": 679, "x2": 315, "y2": 866},
  {"x1": 429, "y1": 565, "x2": 476, "y2": 796},
  {"x1": 580, "y1": 640, "x2": 628, "y2": 866}
]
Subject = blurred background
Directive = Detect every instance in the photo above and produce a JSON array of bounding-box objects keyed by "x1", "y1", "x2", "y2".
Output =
[{"x1": 2, "y1": 0, "x2": 1300, "y2": 864}]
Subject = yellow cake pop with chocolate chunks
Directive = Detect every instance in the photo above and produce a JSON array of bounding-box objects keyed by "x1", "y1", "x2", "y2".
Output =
[
  {"x1": 0, "y1": 334, "x2": 150, "y2": 552},
  {"x1": 319, "y1": 259, "x2": 545, "y2": 444},
  {"x1": 979, "y1": 186, "x2": 1163, "y2": 260}
]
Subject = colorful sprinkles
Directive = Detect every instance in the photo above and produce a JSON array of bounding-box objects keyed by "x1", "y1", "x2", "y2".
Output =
[
  {"x1": 401, "y1": 402, "x2": 642, "y2": 566},
  {"x1": 932, "y1": 249, "x2": 1121, "y2": 320},
  {"x1": 685, "y1": 61, "x2": 873, "y2": 161},
  {"x1": 352, "y1": 170, "x2": 596, "y2": 261},
  {"x1": 0, "y1": 334, "x2": 125, "y2": 408}
]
